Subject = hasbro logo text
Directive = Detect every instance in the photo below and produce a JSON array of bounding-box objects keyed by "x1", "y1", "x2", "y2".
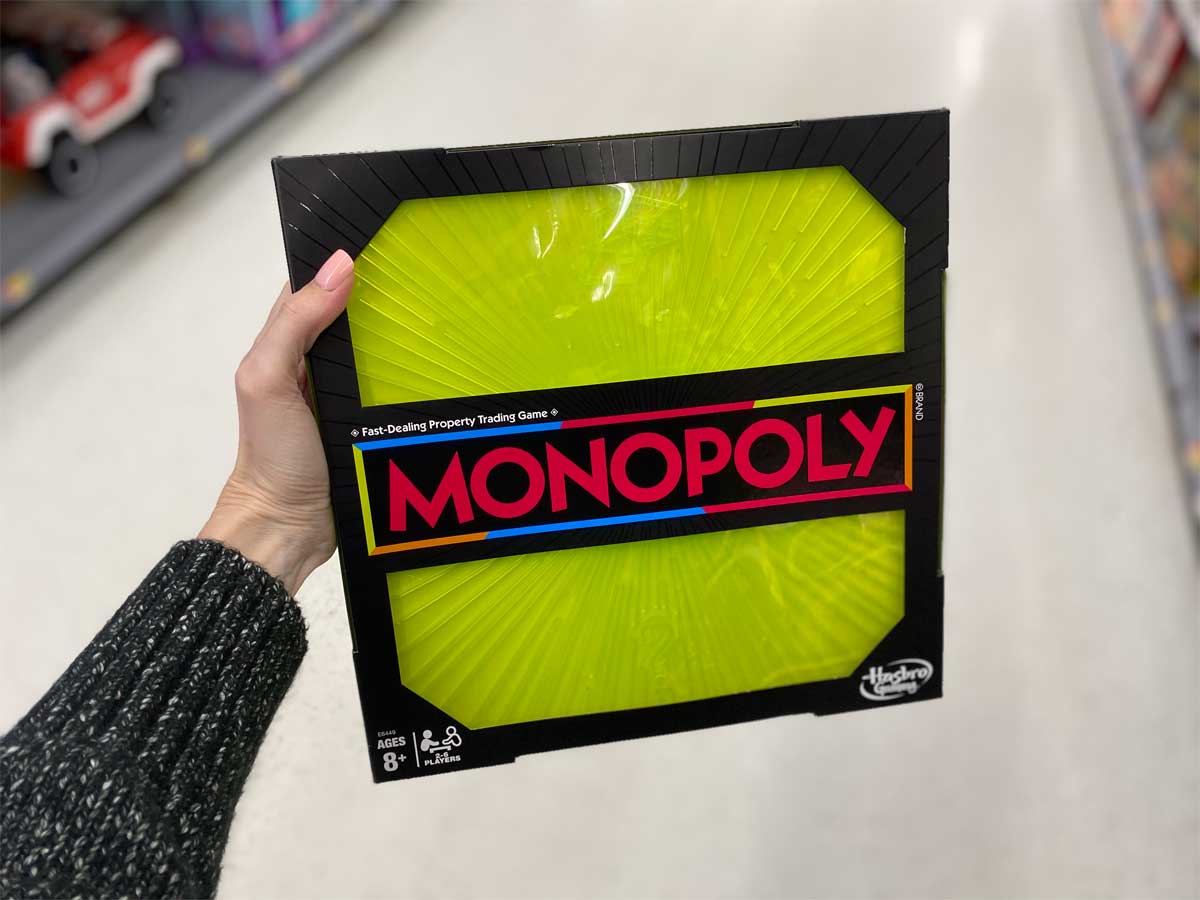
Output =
[{"x1": 859, "y1": 658, "x2": 934, "y2": 701}]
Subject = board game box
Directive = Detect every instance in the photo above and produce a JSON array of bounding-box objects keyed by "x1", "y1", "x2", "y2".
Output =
[{"x1": 272, "y1": 110, "x2": 948, "y2": 782}]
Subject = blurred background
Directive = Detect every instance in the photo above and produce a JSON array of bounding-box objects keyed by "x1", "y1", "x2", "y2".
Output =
[{"x1": 1, "y1": 1, "x2": 1197, "y2": 898}]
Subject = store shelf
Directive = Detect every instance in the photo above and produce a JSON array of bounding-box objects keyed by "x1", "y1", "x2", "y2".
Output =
[
  {"x1": 0, "y1": 0, "x2": 399, "y2": 323},
  {"x1": 1170, "y1": 0, "x2": 1200, "y2": 58},
  {"x1": 1085, "y1": 4, "x2": 1200, "y2": 530}
]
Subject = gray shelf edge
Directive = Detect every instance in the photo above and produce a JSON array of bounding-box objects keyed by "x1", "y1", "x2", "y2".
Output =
[
  {"x1": 0, "y1": 0, "x2": 397, "y2": 324},
  {"x1": 1084, "y1": 6, "x2": 1200, "y2": 530}
]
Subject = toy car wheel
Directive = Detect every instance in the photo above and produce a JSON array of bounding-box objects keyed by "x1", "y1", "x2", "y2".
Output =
[
  {"x1": 145, "y1": 70, "x2": 183, "y2": 130},
  {"x1": 44, "y1": 134, "x2": 99, "y2": 196}
]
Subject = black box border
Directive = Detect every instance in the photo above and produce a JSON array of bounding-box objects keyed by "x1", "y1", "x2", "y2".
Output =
[{"x1": 273, "y1": 110, "x2": 948, "y2": 782}]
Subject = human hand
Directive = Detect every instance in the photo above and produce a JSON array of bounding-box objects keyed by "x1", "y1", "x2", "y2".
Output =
[{"x1": 200, "y1": 249, "x2": 354, "y2": 595}]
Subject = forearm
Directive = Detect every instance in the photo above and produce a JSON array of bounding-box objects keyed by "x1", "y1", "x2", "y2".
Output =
[{"x1": 0, "y1": 540, "x2": 307, "y2": 899}]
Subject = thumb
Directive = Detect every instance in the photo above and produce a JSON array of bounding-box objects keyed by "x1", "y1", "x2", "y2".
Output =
[{"x1": 257, "y1": 249, "x2": 355, "y2": 372}]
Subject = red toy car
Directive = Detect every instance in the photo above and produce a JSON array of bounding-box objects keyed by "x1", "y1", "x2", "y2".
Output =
[{"x1": 0, "y1": 4, "x2": 182, "y2": 195}]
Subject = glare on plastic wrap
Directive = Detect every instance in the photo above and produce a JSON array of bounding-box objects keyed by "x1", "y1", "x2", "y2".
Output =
[{"x1": 348, "y1": 167, "x2": 904, "y2": 405}]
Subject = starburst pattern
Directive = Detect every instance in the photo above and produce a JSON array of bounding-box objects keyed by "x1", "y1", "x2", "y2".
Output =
[{"x1": 352, "y1": 167, "x2": 908, "y2": 728}]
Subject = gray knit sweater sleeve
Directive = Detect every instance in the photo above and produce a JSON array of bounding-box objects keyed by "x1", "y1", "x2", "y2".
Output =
[{"x1": 0, "y1": 539, "x2": 308, "y2": 899}]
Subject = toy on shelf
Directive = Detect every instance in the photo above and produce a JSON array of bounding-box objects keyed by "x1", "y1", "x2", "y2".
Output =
[
  {"x1": 193, "y1": 0, "x2": 337, "y2": 69},
  {"x1": 0, "y1": 3, "x2": 183, "y2": 195}
]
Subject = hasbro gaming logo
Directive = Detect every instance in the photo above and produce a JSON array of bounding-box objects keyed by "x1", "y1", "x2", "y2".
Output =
[{"x1": 860, "y1": 658, "x2": 934, "y2": 701}]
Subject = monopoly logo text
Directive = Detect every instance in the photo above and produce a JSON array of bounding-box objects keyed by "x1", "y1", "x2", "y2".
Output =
[{"x1": 353, "y1": 386, "x2": 913, "y2": 554}]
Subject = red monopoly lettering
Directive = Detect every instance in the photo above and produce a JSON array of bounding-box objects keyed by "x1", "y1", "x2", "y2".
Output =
[
  {"x1": 841, "y1": 407, "x2": 895, "y2": 477},
  {"x1": 684, "y1": 427, "x2": 732, "y2": 497},
  {"x1": 470, "y1": 447, "x2": 545, "y2": 519},
  {"x1": 610, "y1": 432, "x2": 683, "y2": 504},
  {"x1": 389, "y1": 454, "x2": 473, "y2": 531},
  {"x1": 733, "y1": 418, "x2": 804, "y2": 489},
  {"x1": 806, "y1": 414, "x2": 852, "y2": 482},
  {"x1": 548, "y1": 438, "x2": 610, "y2": 512},
  {"x1": 382, "y1": 400, "x2": 904, "y2": 534}
]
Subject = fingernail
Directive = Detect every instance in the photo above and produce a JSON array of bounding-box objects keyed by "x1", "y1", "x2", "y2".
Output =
[{"x1": 315, "y1": 249, "x2": 353, "y2": 291}]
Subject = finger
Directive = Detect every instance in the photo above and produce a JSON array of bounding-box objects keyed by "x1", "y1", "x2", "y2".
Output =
[
  {"x1": 255, "y1": 250, "x2": 354, "y2": 375},
  {"x1": 251, "y1": 281, "x2": 295, "y2": 349}
]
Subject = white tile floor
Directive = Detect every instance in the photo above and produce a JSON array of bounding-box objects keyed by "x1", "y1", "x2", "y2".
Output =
[{"x1": 2, "y1": 2, "x2": 1197, "y2": 897}]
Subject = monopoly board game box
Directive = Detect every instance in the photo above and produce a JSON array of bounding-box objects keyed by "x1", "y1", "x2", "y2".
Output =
[{"x1": 272, "y1": 110, "x2": 948, "y2": 782}]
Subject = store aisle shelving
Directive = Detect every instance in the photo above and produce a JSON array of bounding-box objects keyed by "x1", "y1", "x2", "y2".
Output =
[{"x1": 1, "y1": 2, "x2": 1196, "y2": 898}]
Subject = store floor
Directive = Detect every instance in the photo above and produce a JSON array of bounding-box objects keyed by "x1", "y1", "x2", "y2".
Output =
[{"x1": 2, "y1": 2, "x2": 1196, "y2": 898}]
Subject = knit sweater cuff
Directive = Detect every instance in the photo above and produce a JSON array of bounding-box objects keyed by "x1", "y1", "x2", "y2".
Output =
[
  {"x1": 12, "y1": 539, "x2": 306, "y2": 750},
  {"x1": 2, "y1": 540, "x2": 307, "y2": 896},
  {"x1": 12, "y1": 537, "x2": 305, "y2": 805}
]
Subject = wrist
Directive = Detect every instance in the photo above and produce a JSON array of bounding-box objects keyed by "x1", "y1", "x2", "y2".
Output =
[{"x1": 199, "y1": 483, "x2": 330, "y2": 595}]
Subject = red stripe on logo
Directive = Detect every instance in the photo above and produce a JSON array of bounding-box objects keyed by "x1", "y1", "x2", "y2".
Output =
[
  {"x1": 562, "y1": 400, "x2": 755, "y2": 430},
  {"x1": 703, "y1": 482, "x2": 910, "y2": 514}
]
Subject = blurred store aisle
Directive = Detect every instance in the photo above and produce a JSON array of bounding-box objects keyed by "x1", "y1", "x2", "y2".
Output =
[{"x1": 1, "y1": 2, "x2": 1196, "y2": 898}]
